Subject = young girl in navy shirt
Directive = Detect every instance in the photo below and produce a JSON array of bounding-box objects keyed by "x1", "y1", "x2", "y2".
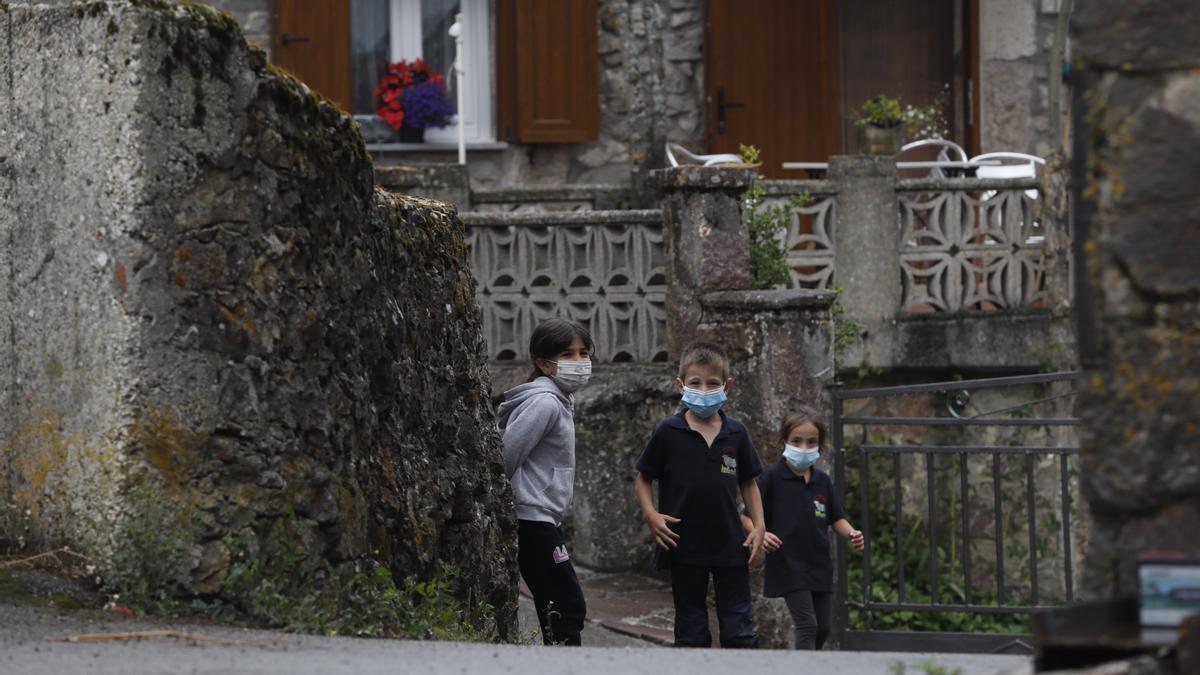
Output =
[{"x1": 747, "y1": 408, "x2": 864, "y2": 650}]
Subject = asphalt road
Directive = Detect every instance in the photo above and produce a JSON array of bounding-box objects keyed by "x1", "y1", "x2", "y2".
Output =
[{"x1": 0, "y1": 600, "x2": 1032, "y2": 675}]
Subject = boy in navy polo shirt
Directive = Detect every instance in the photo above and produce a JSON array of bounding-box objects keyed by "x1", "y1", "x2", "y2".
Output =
[
  {"x1": 745, "y1": 408, "x2": 864, "y2": 650},
  {"x1": 635, "y1": 342, "x2": 766, "y2": 648}
]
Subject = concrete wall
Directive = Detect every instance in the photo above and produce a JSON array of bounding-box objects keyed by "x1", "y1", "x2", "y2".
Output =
[
  {"x1": 980, "y1": 0, "x2": 1072, "y2": 157},
  {"x1": 1071, "y1": 0, "x2": 1200, "y2": 600},
  {"x1": 0, "y1": 0, "x2": 517, "y2": 633}
]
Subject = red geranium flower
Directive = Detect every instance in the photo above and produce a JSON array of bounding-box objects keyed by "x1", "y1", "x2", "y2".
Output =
[{"x1": 375, "y1": 59, "x2": 454, "y2": 131}]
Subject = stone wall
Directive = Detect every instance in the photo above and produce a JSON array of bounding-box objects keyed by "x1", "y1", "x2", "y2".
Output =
[
  {"x1": 570, "y1": 367, "x2": 678, "y2": 571},
  {"x1": 1070, "y1": 0, "x2": 1200, "y2": 599},
  {"x1": 0, "y1": 1, "x2": 517, "y2": 634},
  {"x1": 486, "y1": 363, "x2": 677, "y2": 572},
  {"x1": 980, "y1": 0, "x2": 1072, "y2": 156}
]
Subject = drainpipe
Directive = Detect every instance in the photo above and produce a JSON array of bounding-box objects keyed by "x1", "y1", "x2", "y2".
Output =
[
  {"x1": 1048, "y1": 0, "x2": 1072, "y2": 148},
  {"x1": 450, "y1": 13, "x2": 466, "y2": 165}
]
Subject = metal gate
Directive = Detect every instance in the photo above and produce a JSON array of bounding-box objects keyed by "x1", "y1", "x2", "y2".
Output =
[{"x1": 832, "y1": 371, "x2": 1080, "y2": 654}]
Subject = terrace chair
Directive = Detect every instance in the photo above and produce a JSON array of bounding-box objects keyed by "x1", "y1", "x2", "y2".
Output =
[
  {"x1": 665, "y1": 142, "x2": 743, "y2": 168},
  {"x1": 898, "y1": 139, "x2": 969, "y2": 178},
  {"x1": 971, "y1": 152, "x2": 1047, "y2": 245},
  {"x1": 970, "y1": 152, "x2": 1045, "y2": 200}
]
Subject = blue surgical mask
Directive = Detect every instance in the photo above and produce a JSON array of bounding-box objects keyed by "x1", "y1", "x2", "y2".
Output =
[
  {"x1": 681, "y1": 386, "x2": 727, "y2": 418},
  {"x1": 783, "y1": 444, "x2": 820, "y2": 471}
]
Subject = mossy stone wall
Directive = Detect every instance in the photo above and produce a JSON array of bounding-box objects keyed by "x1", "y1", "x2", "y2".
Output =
[
  {"x1": 0, "y1": 0, "x2": 516, "y2": 634},
  {"x1": 1071, "y1": 0, "x2": 1200, "y2": 599}
]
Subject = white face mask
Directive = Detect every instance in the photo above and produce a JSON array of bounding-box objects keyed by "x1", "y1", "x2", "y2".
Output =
[{"x1": 552, "y1": 360, "x2": 592, "y2": 393}]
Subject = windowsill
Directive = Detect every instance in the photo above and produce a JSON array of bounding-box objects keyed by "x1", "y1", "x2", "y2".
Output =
[{"x1": 366, "y1": 141, "x2": 510, "y2": 153}]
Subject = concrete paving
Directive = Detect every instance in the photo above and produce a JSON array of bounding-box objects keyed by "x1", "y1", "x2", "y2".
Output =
[{"x1": 518, "y1": 564, "x2": 673, "y2": 647}]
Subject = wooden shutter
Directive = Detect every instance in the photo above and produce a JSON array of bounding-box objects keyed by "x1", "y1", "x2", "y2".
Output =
[{"x1": 497, "y1": 0, "x2": 598, "y2": 143}]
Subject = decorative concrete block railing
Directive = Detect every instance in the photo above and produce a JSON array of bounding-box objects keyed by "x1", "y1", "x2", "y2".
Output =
[
  {"x1": 896, "y1": 177, "x2": 1048, "y2": 314},
  {"x1": 460, "y1": 209, "x2": 668, "y2": 363},
  {"x1": 759, "y1": 176, "x2": 1052, "y2": 313},
  {"x1": 761, "y1": 180, "x2": 839, "y2": 290},
  {"x1": 454, "y1": 159, "x2": 1070, "y2": 373}
]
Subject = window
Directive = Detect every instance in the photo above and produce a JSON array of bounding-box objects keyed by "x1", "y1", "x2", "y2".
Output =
[{"x1": 350, "y1": 0, "x2": 494, "y2": 143}]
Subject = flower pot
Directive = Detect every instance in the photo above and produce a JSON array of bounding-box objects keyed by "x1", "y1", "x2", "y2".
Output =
[
  {"x1": 857, "y1": 124, "x2": 904, "y2": 156},
  {"x1": 399, "y1": 126, "x2": 425, "y2": 143}
]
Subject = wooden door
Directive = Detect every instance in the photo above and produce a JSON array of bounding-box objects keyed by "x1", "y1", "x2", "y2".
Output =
[
  {"x1": 705, "y1": 0, "x2": 840, "y2": 179},
  {"x1": 274, "y1": 0, "x2": 353, "y2": 113},
  {"x1": 839, "y1": 0, "x2": 961, "y2": 155}
]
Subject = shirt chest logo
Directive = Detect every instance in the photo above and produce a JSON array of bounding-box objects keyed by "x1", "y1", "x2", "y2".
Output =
[
  {"x1": 813, "y1": 493, "x2": 827, "y2": 519},
  {"x1": 719, "y1": 446, "x2": 738, "y2": 476},
  {"x1": 552, "y1": 545, "x2": 571, "y2": 564}
]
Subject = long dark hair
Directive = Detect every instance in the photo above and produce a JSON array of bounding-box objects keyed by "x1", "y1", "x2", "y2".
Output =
[{"x1": 527, "y1": 319, "x2": 595, "y2": 382}]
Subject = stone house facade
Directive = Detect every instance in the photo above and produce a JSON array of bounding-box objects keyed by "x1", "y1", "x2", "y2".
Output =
[{"x1": 210, "y1": 0, "x2": 1072, "y2": 193}]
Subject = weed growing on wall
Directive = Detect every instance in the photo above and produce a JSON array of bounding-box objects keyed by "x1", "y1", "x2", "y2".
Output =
[
  {"x1": 210, "y1": 518, "x2": 497, "y2": 640},
  {"x1": 86, "y1": 485, "x2": 190, "y2": 617},
  {"x1": 82, "y1": 492, "x2": 499, "y2": 640},
  {"x1": 739, "y1": 144, "x2": 812, "y2": 290},
  {"x1": 830, "y1": 284, "x2": 868, "y2": 375}
]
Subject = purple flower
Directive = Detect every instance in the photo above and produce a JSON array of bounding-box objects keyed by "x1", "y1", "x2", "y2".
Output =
[{"x1": 401, "y1": 81, "x2": 455, "y2": 130}]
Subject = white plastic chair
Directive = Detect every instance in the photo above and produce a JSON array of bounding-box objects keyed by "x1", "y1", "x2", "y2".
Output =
[
  {"x1": 901, "y1": 139, "x2": 968, "y2": 163},
  {"x1": 898, "y1": 139, "x2": 969, "y2": 178},
  {"x1": 665, "y1": 142, "x2": 743, "y2": 168},
  {"x1": 970, "y1": 152, "x2": 1045, "y2": 199},
  {"x1": 971, "y1": 152, "x2": 1046, "y2": 244}
]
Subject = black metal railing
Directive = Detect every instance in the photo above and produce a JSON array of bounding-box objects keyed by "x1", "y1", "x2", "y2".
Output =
[{"x1": 832, "y1": 371, "x2": 1080, "y2": 654}]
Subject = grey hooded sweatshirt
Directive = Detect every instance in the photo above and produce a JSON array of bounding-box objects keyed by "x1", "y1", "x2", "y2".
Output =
[{"x1": 497, "y1": 377, "x2": 575, "y2": 525}]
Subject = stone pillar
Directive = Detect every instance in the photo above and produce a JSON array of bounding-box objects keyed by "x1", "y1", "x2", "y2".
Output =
[
  {"x1": 696, "y1": 290, "x2": 836, "y2": 466},
  {"x1": 655, "y1": 165, "x2": 756, "y2": 358},
  {"x1": 1071, "y1": 0, "x2": 1200, "y2": 599},
  {"x1": 828, "y1": 155, "x2": 900, "y2": 370}
]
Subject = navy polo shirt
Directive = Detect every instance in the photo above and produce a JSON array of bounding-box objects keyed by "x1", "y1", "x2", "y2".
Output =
[
  {"x1": 636, "y1": 411, "x2": 763, "y2": 568},
  {"x1": 758, "y1": 460, "x2": 847, "y2": 596}
]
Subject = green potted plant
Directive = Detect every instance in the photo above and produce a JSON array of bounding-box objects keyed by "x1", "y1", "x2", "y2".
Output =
[{"x1": 855, "y1": 95, "x2": 904, "y2": 155}]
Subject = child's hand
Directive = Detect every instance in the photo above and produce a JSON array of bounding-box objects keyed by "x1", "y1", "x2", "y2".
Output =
[
  {"x1": 743, "y1": 526, "x2": 765, "y2": 565},
  {"x1": 848, "y1": 528, "x2": 865, "y2": 551},
  {"x1": 645, "y1": 512, "x2": 681, "y2": 550},
  {"x1": 763, "y1": 531, "x2": 782, "y2": 552}
]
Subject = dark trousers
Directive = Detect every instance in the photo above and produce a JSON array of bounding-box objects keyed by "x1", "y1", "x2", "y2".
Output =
[
  {"x1": 517, "y1": 520, "x2": 586, "y2": 646},
  {"x1": 670, "y1": 563, "x2": 758, "y2": 648},
  {"x1": 783, "y1": 589, "x2": 832, "y2": 650}
]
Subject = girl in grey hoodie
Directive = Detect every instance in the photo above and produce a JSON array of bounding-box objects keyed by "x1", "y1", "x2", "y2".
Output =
[{"x1": 497, "y1": 319, "x2": 593, "y2": 646}]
